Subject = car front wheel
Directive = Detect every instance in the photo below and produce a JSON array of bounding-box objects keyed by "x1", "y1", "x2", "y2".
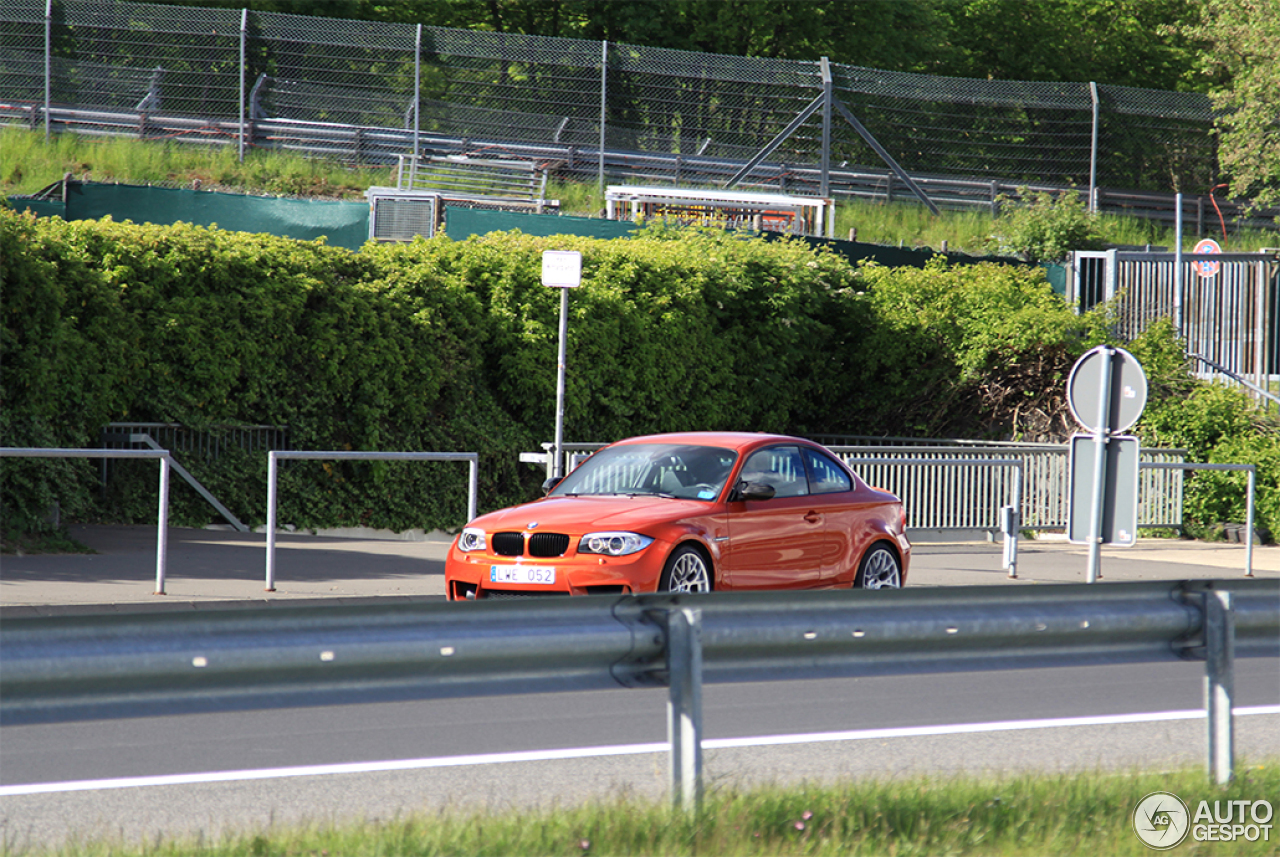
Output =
[
  {"x1": 855, "y1": 544, "x2": 902, "y2": 589},
  {"x1": 660, "y1": 545, "x2": 712, "y2": 593}
]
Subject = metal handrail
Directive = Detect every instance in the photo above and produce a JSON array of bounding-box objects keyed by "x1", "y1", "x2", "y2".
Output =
[
  {"x1": 1190, "y1": 353, "x2": 1280, "y2": 408},
  {"x1": 0, "y1": 448, "x2": 172, "y2": 593},
  {"x1": 2, "y1": 580, "x2": 1276, "y2": 800},
  {"x1": 265, "y1": 450, "x2": 478, "y2": 591}
]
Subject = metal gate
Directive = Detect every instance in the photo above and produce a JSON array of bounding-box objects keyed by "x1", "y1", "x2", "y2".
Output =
[{"x1": 1068, "y1": 249, "x2": 1280, "y2": 396}]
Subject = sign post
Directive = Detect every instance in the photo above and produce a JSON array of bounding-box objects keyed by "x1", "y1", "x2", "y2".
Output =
[
  {"x1": 1066, "y1": 345, "x2": 1148, "y2": 582},
  {"x1": 542, "y1": 250, "x2": 582, "y2": 479}
]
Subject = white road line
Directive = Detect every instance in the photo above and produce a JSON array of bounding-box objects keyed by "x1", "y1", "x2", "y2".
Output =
[{"x1": 4, "y1": 705, "x2": 1278, "y2": 797}]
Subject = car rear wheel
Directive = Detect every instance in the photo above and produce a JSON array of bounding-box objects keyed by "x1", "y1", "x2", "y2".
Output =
[
  {"x1": 660, "y1": 545, "x2": 712, "y2": 593},
  {"x1": 855, "y1": 544, "x2": 901, "y2": 589}
]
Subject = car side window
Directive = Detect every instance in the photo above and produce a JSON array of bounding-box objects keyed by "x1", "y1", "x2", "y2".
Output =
[
  {"x1": 740, "y1": 446, "x2": 809, "y2": 498},
  {"x1": 803, "y1": 448, "x2": 853, "y2": 495}
]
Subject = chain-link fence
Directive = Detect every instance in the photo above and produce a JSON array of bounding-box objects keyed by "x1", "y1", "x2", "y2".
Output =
[{"x1": 2, "y1": 0, "x2": 1272, "y2": 226}]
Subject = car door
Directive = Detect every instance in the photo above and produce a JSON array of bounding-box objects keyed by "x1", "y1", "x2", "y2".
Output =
[
  {"x1": 801, "y1": 445, "x2": 861, "y2": 585},
  {"x1": 722, "y1": 445, "x2": 824, "y2": 589}
]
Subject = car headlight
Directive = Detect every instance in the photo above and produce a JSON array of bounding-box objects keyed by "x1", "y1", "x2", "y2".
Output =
[
  {"x1": 457, "y1": 527, "x2": 487, "y2": 552},
  {"x1": 578, "y1": 532, "x2": 654, "y2": 556}
]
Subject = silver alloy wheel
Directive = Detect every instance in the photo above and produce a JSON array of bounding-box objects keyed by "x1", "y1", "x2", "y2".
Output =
[
  {"x1": 664, "y1": 547, "x2": 712, "y2": 593},
  {"x1": 857, "y1": 545, "x2": 902, "y2": 589}
]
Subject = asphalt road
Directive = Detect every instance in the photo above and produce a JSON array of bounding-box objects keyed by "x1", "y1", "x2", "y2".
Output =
[
  {"x1": 3, "y1": 659, "x2": 1278, "y2": 849},
  {"x1": 2, "y1": 526, "x2": 1278, "y2": 850}
]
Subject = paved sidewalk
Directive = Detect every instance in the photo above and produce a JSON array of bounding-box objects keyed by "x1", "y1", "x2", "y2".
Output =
[{"x1": 1, "y1": 524, "x2": 1274, "y2": 617}]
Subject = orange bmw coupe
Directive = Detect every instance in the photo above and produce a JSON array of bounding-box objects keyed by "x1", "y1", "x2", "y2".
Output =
[{"x1": 445, "y1": 432, "x2": 910, "y2": 600}]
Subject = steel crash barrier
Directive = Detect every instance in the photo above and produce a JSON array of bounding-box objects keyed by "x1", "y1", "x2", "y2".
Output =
[{"x1": 2, "y1": 581, "x2": 1276, "y2": 808}]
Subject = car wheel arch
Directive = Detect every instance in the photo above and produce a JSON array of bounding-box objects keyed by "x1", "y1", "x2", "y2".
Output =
[{"x1": 854, "y1": 539, "x2": 904, "y2": 589}]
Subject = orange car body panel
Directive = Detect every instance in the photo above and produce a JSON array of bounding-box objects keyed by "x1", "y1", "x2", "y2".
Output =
[{"x1": 444, "y1": 432, "x2": 910, "y2": 599}]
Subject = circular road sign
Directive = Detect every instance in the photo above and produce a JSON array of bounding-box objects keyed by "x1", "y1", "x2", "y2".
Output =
[
  {"x1": 1067, "y1": 345, "x2": 1148, "y2": 434},
  {"x1": 1193, "y1": 237, "x2": 1221, "y2": 278}
]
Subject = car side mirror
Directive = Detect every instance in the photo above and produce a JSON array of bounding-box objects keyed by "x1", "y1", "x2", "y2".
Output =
[
  {"x1": 734, "y1": 480, "x2": 775, "y2": 502},
  {"x1": 541, "y1": 477, "x2": 563, "y2": 495}
]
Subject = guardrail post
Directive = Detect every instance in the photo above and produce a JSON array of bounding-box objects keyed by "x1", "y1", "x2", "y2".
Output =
[
  {"x1": 1204, "y1": 589, "x2": 1234, "y2": 785},
  {"x1": 666, "y1": 606, "x2": 703, "y2": 813}
]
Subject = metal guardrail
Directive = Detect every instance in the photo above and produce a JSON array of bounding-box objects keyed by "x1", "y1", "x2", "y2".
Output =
[
  {"x1": 2, "y1": 581, "x2": 1276, "y2": 804},
  {"x1": 265, "y1": 450, "x2": 478, "y2": 591},
  {"x1": 0, "y1": 447, "x2": 172, "y2": 593}
]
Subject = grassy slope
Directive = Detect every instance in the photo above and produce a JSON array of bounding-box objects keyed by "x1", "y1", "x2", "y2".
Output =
[{"x1": 4, "y1": 127, "x2": 1277, "y2": 254}]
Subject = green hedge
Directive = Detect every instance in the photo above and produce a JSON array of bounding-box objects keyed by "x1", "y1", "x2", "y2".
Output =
[{"x1": 2, "y1": 209, "x2": 1271, "y2": 539}]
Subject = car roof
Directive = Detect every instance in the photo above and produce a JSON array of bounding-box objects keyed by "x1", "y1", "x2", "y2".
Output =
[{"x1": 609, "y1": 431, "x2": 811, "y2": 452}]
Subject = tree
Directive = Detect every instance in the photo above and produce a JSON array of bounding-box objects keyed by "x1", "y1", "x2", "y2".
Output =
[
  {"x1": 1183, "y1": 0, "x2": 1280, "y2": 210},
  {"x1": 944, "y1": 0, "x2": 1206, "y2": 91}
]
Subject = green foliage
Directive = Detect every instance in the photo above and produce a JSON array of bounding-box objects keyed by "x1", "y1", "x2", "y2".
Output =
[
  {"x1": 843, "y1": 258, "x2": 1085, "y2": 436},
  {"x1": 2, "y1": 208, "x2": 1270, "y2": 541},
  {"x1": 1138, "y1": 380, "x2": 1280, "y2": 537},
  {"x1": 1182, "y1": 0, "x2": 1280, "y2": 211},
  {"x1": 987, "y1": 187, "x2": 1108, "y2": 262},
  {"x1": 1138, "y1": 382, "x2": 1261, "y2": 460}
]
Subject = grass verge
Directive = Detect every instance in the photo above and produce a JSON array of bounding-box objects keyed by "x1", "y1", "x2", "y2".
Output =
[
  {"x1": 5, "y1": 127, "x2": 1277, "y2": 254},
  {"x1": 13, "y1": 763, "x2": 1277, "y2": 856}
]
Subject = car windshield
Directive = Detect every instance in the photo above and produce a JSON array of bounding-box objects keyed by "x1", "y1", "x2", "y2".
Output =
[{"x1": 550, "y1": 443, "x2": 738, "y2": 501}]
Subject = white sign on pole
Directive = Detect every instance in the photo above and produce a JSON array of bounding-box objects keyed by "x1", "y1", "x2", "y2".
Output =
[{"x1": 542, "y1": 250, "x2": 582, "y2": 288}]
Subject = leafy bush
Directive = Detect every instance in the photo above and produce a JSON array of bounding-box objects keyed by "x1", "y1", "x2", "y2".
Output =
[
  {"x1": 987, "y1": 187, "x2": 1107, "y2": 262},
  {"x1": 843, "y1": 258, "x2": 1088, "y2": 437},
  {"x1": 1138, "y1": 381, "x2": 1280, "y2": 538},
  {"x1": 2, "y1": 209, "x2": 1268, "y2": 541}
]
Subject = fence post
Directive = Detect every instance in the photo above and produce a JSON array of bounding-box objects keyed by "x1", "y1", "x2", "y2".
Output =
[
  {"x1": 43, "y1": 0, "x2": 51, "y2": 140},
  {"x1": 266, "y1": 451, "x2": 278, "y2": 591},
  {"x1": 238, "y1": 8, "x2": 247, "y2": 161},
  {"x1": 598, "y1": 40, "x2": 608, "y2": 200},
  {"x1": 155, "y1": 455, "x2": 170, "y2": 595},
  {"x1": 1245, "y1": 468, "x2": 1256, "y2": 577},
  {"x1": 666, "y1": 606, "x2": 703, "y2": 813},
  {"x1": 1204, "y1": 589, "x2": 1234, "y2": 785},
  {"x1": 1088, "y1": 82, "x2": 1099, "y2": 212}
]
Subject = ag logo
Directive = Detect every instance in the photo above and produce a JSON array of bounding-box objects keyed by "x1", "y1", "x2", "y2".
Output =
[{"x1": 1134, "y1": 791, "x2": 1191, "y2": 849}]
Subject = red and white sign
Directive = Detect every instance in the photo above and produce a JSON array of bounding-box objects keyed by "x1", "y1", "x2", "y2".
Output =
[{"x1": 1193, "y1": 238, "x2": 1221, "y2": 278}]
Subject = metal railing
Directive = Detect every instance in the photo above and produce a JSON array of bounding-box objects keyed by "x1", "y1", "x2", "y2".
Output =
[
  {"x1": 265, "y1": 450, "x2": 478, "y2": 591},
  {"x1": 0, "y1": 447, "x2": 172, "y2": 593},
  {"x1": 538, "y1": 442, "x2": 1186, "y2": 536},
  {"x1": 2, "y1": 580, "x2": 1276, "y2": 803}
]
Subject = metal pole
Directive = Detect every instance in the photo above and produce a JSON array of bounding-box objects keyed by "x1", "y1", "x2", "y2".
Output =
[
  {"x1": 1006, "y1": 462, "x2": 1023, "y2": 579},
  {"x1": 553, "y1": 287, "x2": 569, "y2": 479},
  {"x1": 819, "y1": 58, "x2": 832, "y2": 198},
  {"x1": 266, "y1": 451, "x2": 278, "y2": 591},
  {"x1": 238, "y1": 8, "x2": 247, "y2": 162},
  {"x1": 414, "y1": 24, "x2": 421, "y2": 162},
  {"x1": 1245, "y1": 468, "x2": 1255, "y2": 577},
  {"x1": 154, "y1": 456, "x2": 170, "y2": 595},
  {"x1": 667, "y1": 606, "x2": 703, "y2": 813},
  {"x1": 1204, "y1": 589, "x2": 1235, "y2": 785},
  {"x1": 467, "y1": 457, "x2": 478, "y2": 523},
  {"x1": 598, "y1": 40, "x2": 607, "y2": 201},
  {"x1": 1174, "y1": 193, "x2": 1184, "y2": 335},
  {"x1": 1086, "y1": 347, "x2": 1114, "y2": 583},
  {"x1": 1088, "y1": 82, "x2": 1099, "y2": 212},
  {"x1": 44, "y1": 0, "x2": 51, "y2": 141}
]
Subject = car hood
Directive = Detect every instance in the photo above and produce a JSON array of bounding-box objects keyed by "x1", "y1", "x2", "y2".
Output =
[{"x1": 469, "y1": 495, "x2": 715, "y2": 534}]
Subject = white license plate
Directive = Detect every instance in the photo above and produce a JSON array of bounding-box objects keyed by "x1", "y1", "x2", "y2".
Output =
[{"x1": 489, "y1": 565, "x2": 556, "y2": 585}]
